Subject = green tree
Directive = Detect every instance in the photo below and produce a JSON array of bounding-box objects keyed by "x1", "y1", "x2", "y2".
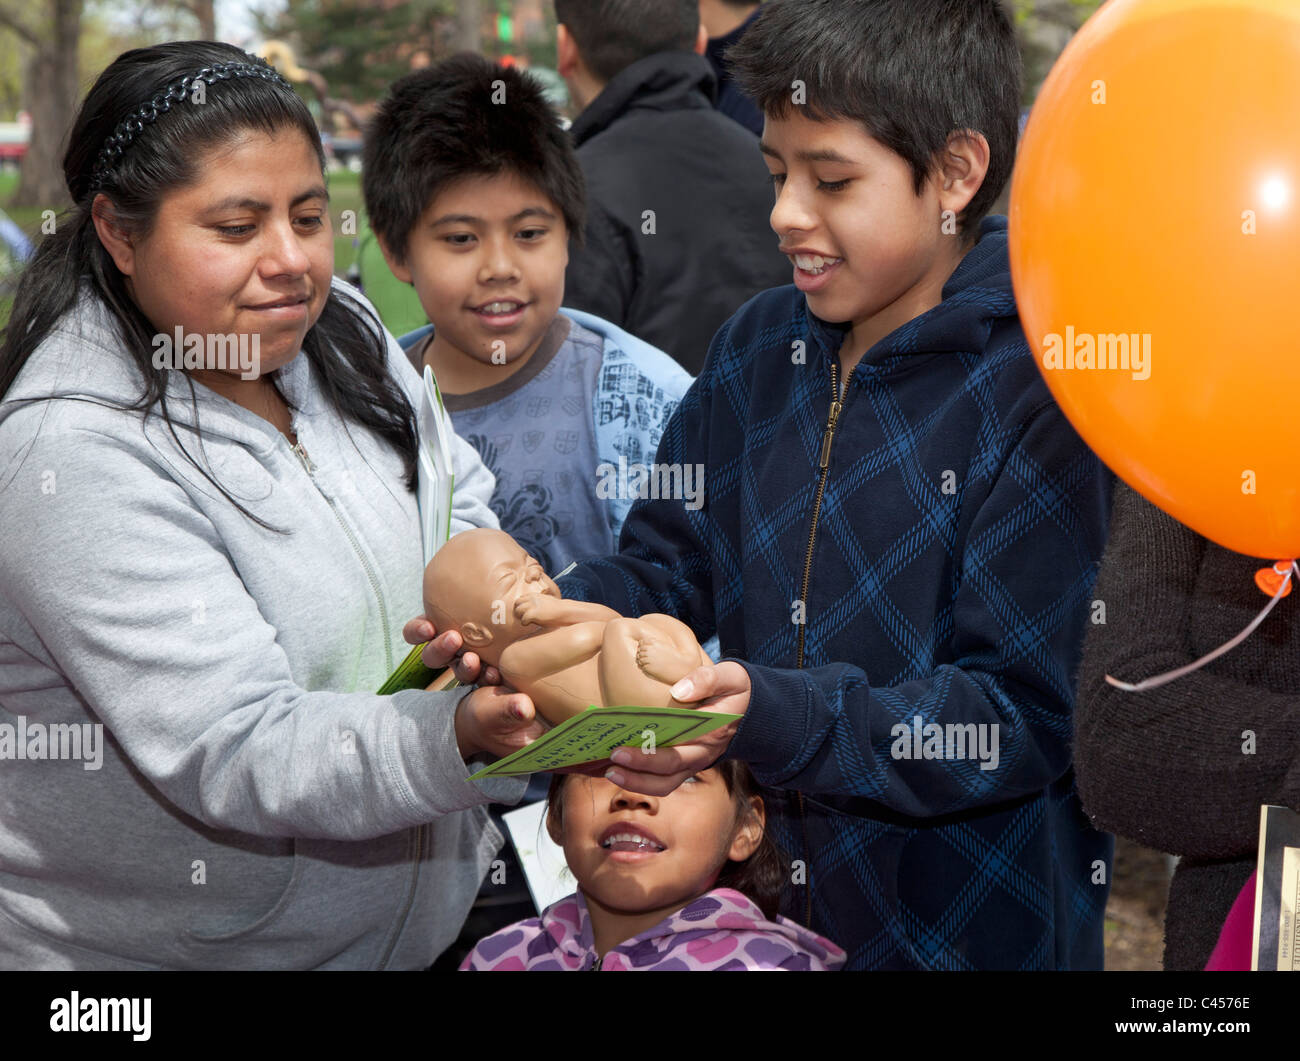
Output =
[
  {"x1": 0, "y1": 0, "x2": 83, "y2": 209},
  {"x1": 0, "y1": 29, "x2": 24, "y2": 118},
  {"x1": 256, "y1": 0, "x2": 462, "y2": 106},
  {"x1": 1009, "y1": 0, "x2": 1106, "y2": 104}
]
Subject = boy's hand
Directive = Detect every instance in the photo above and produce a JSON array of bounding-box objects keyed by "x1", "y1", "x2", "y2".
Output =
[
  {"x1": 454, "y1": 683, "x2": 548, "y2": 761},
  {"x1": 604, "y1": 661, "x2": 751, "y2": 797},
  {"x1": 402, "y1": 615, "x2": 503, "y2": 686}
]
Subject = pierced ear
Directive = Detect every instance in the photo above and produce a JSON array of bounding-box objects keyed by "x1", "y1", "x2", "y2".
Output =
[
  {"x1": 460, "y1": 621, "x2": 492, "y2": 647},
  {"x1": 935, "y1": 130, "x2": 990, "y2": 219},
  {"x1": 90, "y1": 193, "x2": 136, "y2": 277},
  {"x1": 727, "y1": 794, "x2": 766, "y2": 862},
  {"x1": 375, "y1": 234, "x2": 412, "y2": 285}
]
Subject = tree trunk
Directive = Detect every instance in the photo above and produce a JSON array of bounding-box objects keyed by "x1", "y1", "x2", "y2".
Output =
[
  {"x1": 457, "y1": 0, "x2": 481, "y2": 53},
  {"x1": 193, "y1": 0, "x2": 215, "y2": 40},
  {"x1": 12, "y1": 0, "x2": 82, "y2": 210}
]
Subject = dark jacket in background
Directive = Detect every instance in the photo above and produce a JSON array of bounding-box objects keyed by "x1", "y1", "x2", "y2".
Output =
[
  {"x1": 564, "y1": 50, "x2": 790, "y2": 375},
  {"x1": 704, "y1": 5, "x2": 765, "y2": 136},
  {"x1": 1074, "y1": 481, "x2": 1300, "y2": 970}
]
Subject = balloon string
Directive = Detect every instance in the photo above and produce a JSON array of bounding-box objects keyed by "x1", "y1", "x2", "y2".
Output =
[{"x1": 1104, "y1": 561, "x2": 1297, "y2": 692}]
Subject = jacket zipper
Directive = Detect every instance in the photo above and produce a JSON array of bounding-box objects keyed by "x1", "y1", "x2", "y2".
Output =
[
  {"x1": 291, "y1": 440, "x2": 394, "y2": 673},
  {"x1": 289, "y1": 436, "x2": 419, "y2": 969},
  {"x1": 792, "y1": 358, "x2": 847, "y2": 928}
]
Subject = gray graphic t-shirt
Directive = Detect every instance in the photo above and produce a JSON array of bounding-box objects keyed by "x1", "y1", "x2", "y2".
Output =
[{"x1": 410, "y1": 316, "x2": 615, "y2": 575}]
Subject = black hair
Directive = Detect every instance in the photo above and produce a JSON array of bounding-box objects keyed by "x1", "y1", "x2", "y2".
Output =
[
  {"x1": 0, "y1": 40, "x2": 419, "y2": 529},
  {"x1": 554, "y1": 0, "x2": 700, "y2": 84},
  {"x1": 727, "y1": 0, "x2": 1022, "y2": 239},
  {"x1": 361, "y1": 52, "x2": 585, "y2": 267},
  {"x1": 548, "y1": 758, "x2": 787, "y2": 920}
]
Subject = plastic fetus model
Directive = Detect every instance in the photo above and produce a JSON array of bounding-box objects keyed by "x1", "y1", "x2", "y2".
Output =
[{"x1": 423, "y1": 528, "x2": 711, "y2": 725}]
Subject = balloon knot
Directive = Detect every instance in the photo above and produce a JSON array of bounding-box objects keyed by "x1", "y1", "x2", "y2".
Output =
[{"x1": 1255, "y1": 560, "x2": 1296, "y2": 599}]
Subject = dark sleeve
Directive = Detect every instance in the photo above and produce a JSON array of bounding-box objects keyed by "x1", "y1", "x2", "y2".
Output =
[
  {"x1": 1073, "y1": 481, "x2": 1300, "y2": 860},
  {"x1": 563, "y1": 202, "x2": 635, "y2": 331},
  {"x1": 726, "y1": 402, "x2": 1111, "y2": 812}
]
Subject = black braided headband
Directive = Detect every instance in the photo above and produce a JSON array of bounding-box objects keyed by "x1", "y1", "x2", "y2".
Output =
[{"x1": 87, "y1": 57, "x2": 295, "y2": 194}]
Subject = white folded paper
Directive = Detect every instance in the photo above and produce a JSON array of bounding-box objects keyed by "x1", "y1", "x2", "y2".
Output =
[{"x1": 416, "y1": 364, "x2": 456, "y2": 564}]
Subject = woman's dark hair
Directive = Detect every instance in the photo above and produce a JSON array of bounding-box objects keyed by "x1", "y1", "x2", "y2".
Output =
[
  {"x1": 727, "y1": 0, "x2": 1023, "y2": 240},
  {"x1": 0, "y1": 40, "x2": 419, "y2": 528},
  {"x1": 548, "y1": 759, "x2": 787, "y2": 920}
]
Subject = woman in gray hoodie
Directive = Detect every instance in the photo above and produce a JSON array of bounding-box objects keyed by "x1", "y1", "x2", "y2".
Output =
[{"x1": 0, "y1": 40, "x2": 544, "y2": 969}]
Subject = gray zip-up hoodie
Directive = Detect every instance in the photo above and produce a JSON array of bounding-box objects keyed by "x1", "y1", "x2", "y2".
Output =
[{"x1": 0, "y1": 279, "x2": 523, "y2": 969}]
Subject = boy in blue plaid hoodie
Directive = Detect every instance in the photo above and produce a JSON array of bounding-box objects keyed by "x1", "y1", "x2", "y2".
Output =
[{"x1": 413, "y1": 0, "x2": 1113, "y2": 970}]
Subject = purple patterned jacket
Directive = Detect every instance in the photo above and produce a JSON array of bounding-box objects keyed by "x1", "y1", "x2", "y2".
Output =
[{"x1": 459, "y1": 888, "x2": 846, "y2": 971}]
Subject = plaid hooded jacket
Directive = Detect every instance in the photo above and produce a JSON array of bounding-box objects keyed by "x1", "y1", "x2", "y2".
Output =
[{"x1": 556, "y1": 216, "x2": 1114, "y2": 970}]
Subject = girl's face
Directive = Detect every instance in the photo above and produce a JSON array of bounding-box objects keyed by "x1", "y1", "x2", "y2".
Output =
[
  {"x1": 549, "y1": 770, "x2": 763, "y2": 919},
  {"x1": 98, "y1": 126, "x2": 334, "y2": 382}
]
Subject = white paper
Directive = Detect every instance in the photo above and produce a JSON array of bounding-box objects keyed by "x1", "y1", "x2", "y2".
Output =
[
  {"x1": 501, "y1": 799, "x2": 575, "y2": 915},
  {"x1": 417, "y1": 364, "x2": 455, "y2": 563},
  {"x1": 1278, "y1": 847, "x2": 1300, "y2": 970}
]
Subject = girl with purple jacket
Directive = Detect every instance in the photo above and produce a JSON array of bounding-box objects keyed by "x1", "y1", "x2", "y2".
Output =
[{"x1": 461, "y1": 761, "x2": 845, "y2": 971}]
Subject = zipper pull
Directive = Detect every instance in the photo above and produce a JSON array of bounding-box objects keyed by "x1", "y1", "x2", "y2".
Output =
[
  {"x1": 818, "y1": 400, "x2": 842, "y2": 469},
  {"x1": 817, "y1": 360, "x2": 842, "y2": 469},
  {"x1": 291, "y1": 439, "x2": 315, "y2": 475}
]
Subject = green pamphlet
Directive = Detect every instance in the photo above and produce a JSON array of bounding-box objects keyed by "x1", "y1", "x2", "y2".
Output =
[
  {"x1": 377, "y1": 642, "x2": 447, "y2": 696},
  {"x1": 466, "y1": 704, "x2": 736, "y2": 780}
]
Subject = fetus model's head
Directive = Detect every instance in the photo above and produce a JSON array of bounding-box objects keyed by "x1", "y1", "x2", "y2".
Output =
[{"x1": 422, "y1": 528, "x2": 560, "y2": 663}]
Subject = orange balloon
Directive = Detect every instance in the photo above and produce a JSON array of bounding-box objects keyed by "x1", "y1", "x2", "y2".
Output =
[{"x1": 1009, "y1": 0, "x2": 1300, "y2": 558}]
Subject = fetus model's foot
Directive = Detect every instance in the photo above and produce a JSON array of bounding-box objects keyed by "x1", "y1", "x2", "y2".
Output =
[{"x1": 635, "y1": 632, "x2": 688, "y2": 684}]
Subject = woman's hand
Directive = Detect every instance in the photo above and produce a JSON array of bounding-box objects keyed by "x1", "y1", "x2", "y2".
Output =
[
  {"x1": 604, "y1": 661, "x2": 752, "y2": 797},
  {"x1": 402, "y1": 615, "x2": 502, "y2": 686},
  {"x1": 454, "y1": 683, "x2": 548, "y2": 761}
]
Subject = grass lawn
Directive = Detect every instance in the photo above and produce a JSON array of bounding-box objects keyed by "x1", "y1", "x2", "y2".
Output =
[
  {"x1": 325, "y1": 167, "x2": 367, "y2": 278},
  {"x1": 0, "y1": 170, "x2": 50, "y2": 232},
  {"x1": 0, "y1": 169, "x2": 52, "y2": 328},
  {"x1": 0, "y1": 166, "x2": 373, "y2": 330}
]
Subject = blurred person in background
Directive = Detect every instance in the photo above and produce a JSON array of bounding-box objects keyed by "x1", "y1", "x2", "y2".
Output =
[
  {"x1": 555, "y1": 0, "x2": 790, "y2": 374},
  {"x1": 700, "y1": 0, "x2": 766, "y2": 135}
]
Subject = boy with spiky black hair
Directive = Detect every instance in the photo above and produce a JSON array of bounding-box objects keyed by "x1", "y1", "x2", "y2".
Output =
[
  {"x1": 363, "y1": 53, "x2": 691, "y2": 575},
  {"x1": 533, "y1": 0, "x2": 1115, "y2": 970},
  {"x1": 365, "y1": 54, "x2": 694, "y2": 964}
]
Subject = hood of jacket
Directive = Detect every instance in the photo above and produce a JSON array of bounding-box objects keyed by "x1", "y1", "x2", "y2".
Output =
[
  {"x1": 537, "y1": 887, "x2": 846, "y2": 970},
  {"x1": 804, "y1": 215, "x2": 1020, "y2": 377},
  {"x1": 0, "y1": 278, "x2": 359, "y2": 458},
  {"x1": 570, "y1": 50, "x2": 718, "y2": 148},
  {"x1": 398, "y1": 306, "x2": 692, "y2": 396}
]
